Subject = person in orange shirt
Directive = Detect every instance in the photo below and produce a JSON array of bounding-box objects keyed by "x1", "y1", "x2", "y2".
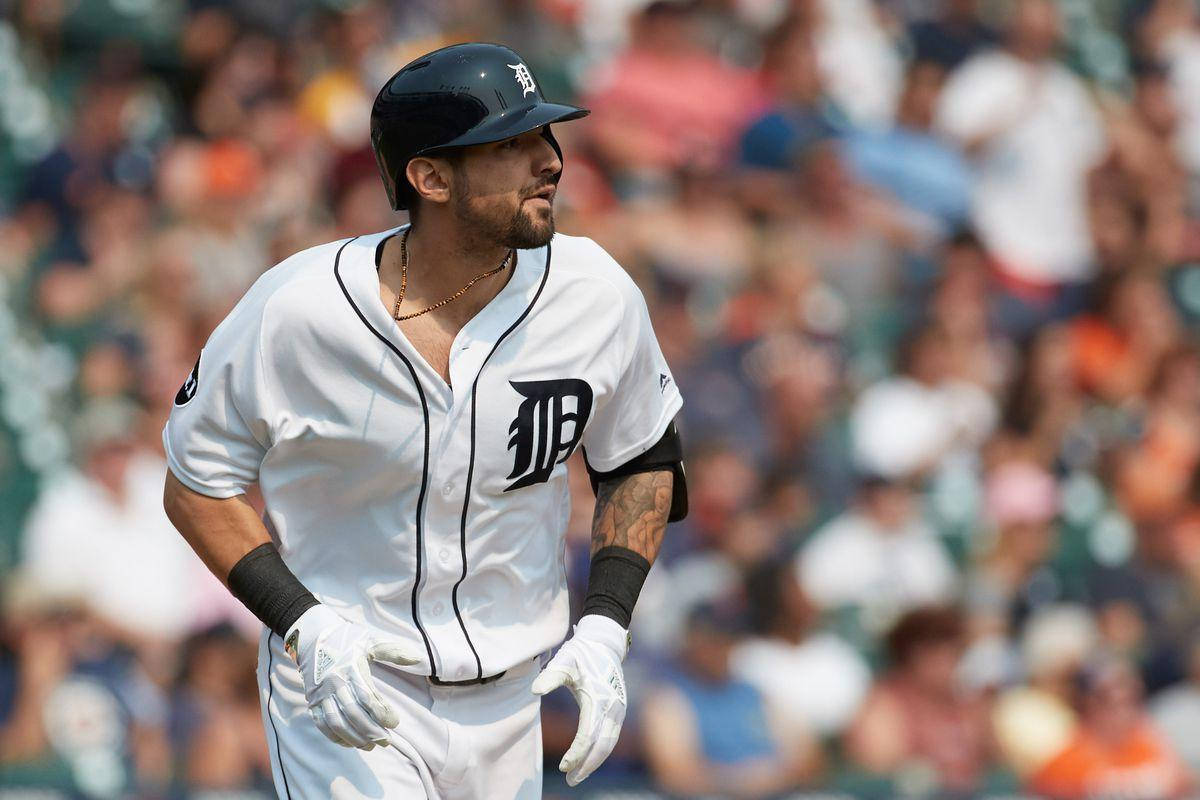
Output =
[{"x1": 1030, "y1": 656, "x2": 1192, "y2": 799}]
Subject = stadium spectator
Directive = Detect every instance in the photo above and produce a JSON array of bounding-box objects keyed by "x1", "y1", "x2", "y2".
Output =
[
  {"x1": 169, "y1": 623, "x2": 270, "y2": 791},
  {"x1": 1030, "y1": 656, "x2": 1191, "y2": 799},
  {"x1": 936, "y1": 0, "x2": 1107, "y2": 333},
  {"x1": 808, "y1": 0, "x2": 904, "y2": 127},
  {"x1": 907, "y1": 0, "x2": 998, "y2": 70},
  {"x1": 0, "y1": 574, "x2": 171, "y2": 796},
  {"x1": 964, "y1": 458, "x2": 1061, "y2": 638},
  {"x1": 840, "y1": 59, "x2": 973, "y2": 236},
  {"x1": 1151, "y1": 634, "x2": 1200, "y2": 778},
  {"x1": 739, "y1": 23, "x2": 838, "y2": 174},
  {"x1": 642, "y1": 600, "x2": 821, "y2": 798},
  {"x1": 999, "y1": 323, "x2": 1090, "y2": 467},
  {"x1": 850, "y1": 324, "x2": 997, "y2": 482},
  {"x1": 731, "y1": 557, "x2": 871, "y2": 737},
  {"x1": 1126, "y1": 0, "x2": 1200, "y2": 176},
  {"x1": 992, "y1": 604, "x2": 1098, "y2": 779},
  {"x1": 20, "y1": 400, "x2": 231, "y2": 645},
  {"x1": 797, "y1": 474, "x2": 957, "y2": 626},
  {"x1": 582, "y1": 0, "x2": 762, "y2": 182},
  {"x1": 846, "y1": 606, "x2": 995, "y2": 795}
]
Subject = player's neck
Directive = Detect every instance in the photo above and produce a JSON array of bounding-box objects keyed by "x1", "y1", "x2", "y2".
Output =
[{"x1": 402, "y1": 219, "x2": 512, "y2": 299}]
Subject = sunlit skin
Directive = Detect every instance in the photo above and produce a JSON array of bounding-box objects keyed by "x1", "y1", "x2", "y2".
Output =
[{"x1": 392, "y1": 127, "x2": 562, "y2": 306}]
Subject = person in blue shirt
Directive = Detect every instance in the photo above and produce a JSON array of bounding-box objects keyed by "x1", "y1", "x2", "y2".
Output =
[
  {"x1": 839, "y1": 60, "x2": 973, "y2": 236},
  {"x1": 739, "y1": 24, "x2": 841, "y2": 174},
  {"x1": 642, "y1": 600, "x2": 821, "y2": 798}
]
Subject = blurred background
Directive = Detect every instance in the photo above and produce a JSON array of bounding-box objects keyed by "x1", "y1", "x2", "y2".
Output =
[{"x1": 3, "y1": 0, "x2": 1200, "y2": 797}]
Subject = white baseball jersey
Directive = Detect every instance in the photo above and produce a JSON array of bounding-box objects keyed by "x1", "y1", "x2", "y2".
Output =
[{"x1": 163, "y1": 225, "x2": 682, "y2": 682}]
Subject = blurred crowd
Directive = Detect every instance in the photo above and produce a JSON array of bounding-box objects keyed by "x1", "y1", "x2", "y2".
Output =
[{"x1": 3, "y1": 0, "x2": 1200, "y2": 797}]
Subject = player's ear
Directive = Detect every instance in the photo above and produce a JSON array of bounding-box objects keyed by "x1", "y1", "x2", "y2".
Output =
[{"x1": 405, "y1": 157, "x2": 452, "y2": 207}]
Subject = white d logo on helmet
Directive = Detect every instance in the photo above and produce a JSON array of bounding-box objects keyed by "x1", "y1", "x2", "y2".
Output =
[{"x1": 508, "y1": 63, "x2": 536, "y2": 97}]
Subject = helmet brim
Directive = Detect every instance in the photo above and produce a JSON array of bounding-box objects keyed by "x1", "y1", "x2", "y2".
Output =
[{"x1": 419, "y1": 102, "x2": 589, "y2": 155}]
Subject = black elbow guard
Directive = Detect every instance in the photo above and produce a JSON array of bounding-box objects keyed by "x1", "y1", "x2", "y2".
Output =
[{"x1": 584, "y1": 419, "x2": 688, "y2": 521}]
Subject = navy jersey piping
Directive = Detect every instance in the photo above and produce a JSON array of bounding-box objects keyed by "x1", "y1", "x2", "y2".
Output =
[
  {"x1": 266, "y1": 634, "x2": 293, "y2": 799},
  {"x1": 453, "y1": 243, "x2": 552, "y2": 679},
  {"x1": 333, "y1": 236, "x2": 440, "y2": 678}
]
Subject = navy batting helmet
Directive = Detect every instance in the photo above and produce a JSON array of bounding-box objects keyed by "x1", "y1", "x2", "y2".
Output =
[{"x1": 370, "y1": 42, "x2": 589, "y2": 211}]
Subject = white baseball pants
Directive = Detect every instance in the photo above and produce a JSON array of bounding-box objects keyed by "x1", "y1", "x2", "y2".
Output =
[{"x1": 257, "y1": 631, "x2": 545, "y2": 799}]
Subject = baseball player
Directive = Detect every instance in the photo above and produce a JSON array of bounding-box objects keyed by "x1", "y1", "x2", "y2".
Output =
[{"x1": 162, "y1": 43, "x2": 686, "y2": 799}]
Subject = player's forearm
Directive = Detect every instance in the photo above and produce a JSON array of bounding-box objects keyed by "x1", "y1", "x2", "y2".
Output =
[
  {"x1": 578, "y1": 469, "x2": 672, "y2": 629},
  {"x1": 162, "y1": 468, "x2": 272, "y2": 581},
  {"x1": 164, "y1": 468, "x2": 320, "y2": 637},
  {"x1": 589, "y1": 468, "x2": 672, "y2": 563}
]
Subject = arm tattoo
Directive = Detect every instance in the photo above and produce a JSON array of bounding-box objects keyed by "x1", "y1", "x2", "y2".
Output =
[{"x1": 590, "y1": 469, "x2": 673, "y2": 563}]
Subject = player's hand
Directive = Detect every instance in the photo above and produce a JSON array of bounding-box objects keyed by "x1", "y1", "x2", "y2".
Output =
[
  {"x1": 285, "y1": 604, "x2": 420, "y2": 750},
  {"x1": 531, "y1": 614, "x2": 629, "y2": 786}
]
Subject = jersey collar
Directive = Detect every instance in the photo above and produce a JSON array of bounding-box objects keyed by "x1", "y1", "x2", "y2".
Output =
[{"x1": 342, "y1": 225, "x2": 550, "y2": 401}]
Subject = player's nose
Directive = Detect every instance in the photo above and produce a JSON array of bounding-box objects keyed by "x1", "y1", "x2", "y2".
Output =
[{"x1": 534, "y1": 133, "x2": 562, "y2": 177}]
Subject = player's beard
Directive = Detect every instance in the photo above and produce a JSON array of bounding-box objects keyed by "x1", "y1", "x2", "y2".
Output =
[{"x1": 452, "y1": 176, "x2": 555, "y2": 250}]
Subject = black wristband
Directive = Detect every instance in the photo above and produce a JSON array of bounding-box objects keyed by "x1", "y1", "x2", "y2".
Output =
[
  {"x1": 227, "y1": 543, "x2": 319, "y2": 637},
  {"x1": 581, "y1": 545, "x2": 651, "y2": 629}
]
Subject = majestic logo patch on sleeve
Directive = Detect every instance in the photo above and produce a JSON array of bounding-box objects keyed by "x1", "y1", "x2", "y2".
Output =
[
  {"x1": 505, "y1": 378, "x2": 593, "y2": 491},
  {"x1": 174, "y1": 354, "x2": 200, "y2": 407}
]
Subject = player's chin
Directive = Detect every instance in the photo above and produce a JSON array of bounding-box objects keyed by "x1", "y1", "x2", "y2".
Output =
[
  {"x1": 521, "y1": 196, "x2": 555, "y2": 222},
  {"x1": 514, "y1": 202, "x2": 555, "y2": 244}
]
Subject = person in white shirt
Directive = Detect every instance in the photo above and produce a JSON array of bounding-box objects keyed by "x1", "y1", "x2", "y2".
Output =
[
  {"x1": 161, "y1": 44, "x2": 687, "y2": 800},
  {"x1": 798, "y1": 476, "x2": 957, "y2": 629},
  {"x1": 936, "y1": 0, "x2": 1107, "y2": 291},
  {"x1": 22, "y1": 399, "x2": 235, "y2": 642},
  {"x1": 731, "y1": 558, "x2": 871, "y2": 738}
]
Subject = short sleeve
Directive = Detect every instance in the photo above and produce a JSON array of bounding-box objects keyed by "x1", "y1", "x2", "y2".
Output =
[
  {"x1": 162, "y1": 294, "x2": 276, "y2": 498},
  {"x1": 582, "y1": 275, "x2": 683, "y2": 472}
]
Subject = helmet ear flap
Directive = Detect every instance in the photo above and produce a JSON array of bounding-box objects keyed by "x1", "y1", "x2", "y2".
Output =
[
  {"x1": 541, "y1": 126, "x2": 564, "y2": 178},
  {"x1": 371, "y1": 130, "x2": 403, "y2": 211}
]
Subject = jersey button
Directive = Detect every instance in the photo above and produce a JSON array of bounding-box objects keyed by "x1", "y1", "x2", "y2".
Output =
[
  {"x1": 432, "y1": 602, "x2": 445, "y2": 616},
  {"x1": 442, "y1": 483, "x2": 452, "y2": 496},
  {"x1": 439, "y1": 548, "x2": 451, "y2": 563}
]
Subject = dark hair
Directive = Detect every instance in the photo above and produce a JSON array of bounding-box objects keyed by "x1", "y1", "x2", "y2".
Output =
[
  {"x1": 174, "y1": 621, "x2": 245, "y2": 688},
  {"x1": 893, "y1": 322, "x2": 947, "y2": 377},
  {"x1": 885, "y1": 606, "x2": 965, "y2": 668},
  {"x1": 686, "y1": 596, "x2": 749, "y2": 637},
  {"x1": 744, "y1": 557, "x2": 791, "y2": 635}
]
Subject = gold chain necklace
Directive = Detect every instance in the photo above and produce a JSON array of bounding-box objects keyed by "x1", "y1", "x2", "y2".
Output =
[{"x1": 392, "y1": 229, "x2": 514, "y2": 322}]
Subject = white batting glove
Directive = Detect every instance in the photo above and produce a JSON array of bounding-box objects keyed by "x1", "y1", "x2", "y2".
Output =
[
  {"x1": 531, "y1": 614, "x2": 630, "y2": 786},
  {"x1": 284, "y1": 604, "x2": 420, "y2": 750}
]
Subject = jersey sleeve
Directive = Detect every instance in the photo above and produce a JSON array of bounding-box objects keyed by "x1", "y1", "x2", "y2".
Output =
[
  {"x1": 162, "y1": 292, "x2": 277, "y2": 498},
  {"x1": 581, "y1": 270, "x2": 683, "y2": 472}
]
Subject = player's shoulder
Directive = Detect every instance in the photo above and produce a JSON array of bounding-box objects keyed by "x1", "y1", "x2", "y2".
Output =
[
  {"x1": 225, "y1": 236, "x2": 346, "y2": 312},
  {"x1": 251, "y1": 235, "x2": 364, "y2": 297},
  {"x1": 242, "y1": 228, "x2": 397, "y2": 312},
  {"x1": 204, "y1": 232, "x2": 383, "y2": 345},
  {"x1": 547, "y1": 232, "x2": 643, "y2": 307}
]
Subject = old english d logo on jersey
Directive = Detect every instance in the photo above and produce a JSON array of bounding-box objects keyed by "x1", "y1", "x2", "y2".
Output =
[
  {"x1": 174, "y1": 354, "x2": 200, "y2": 407},
  {"x1": 505, "y1": 379, "x2": 593, "y2": 491}
]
